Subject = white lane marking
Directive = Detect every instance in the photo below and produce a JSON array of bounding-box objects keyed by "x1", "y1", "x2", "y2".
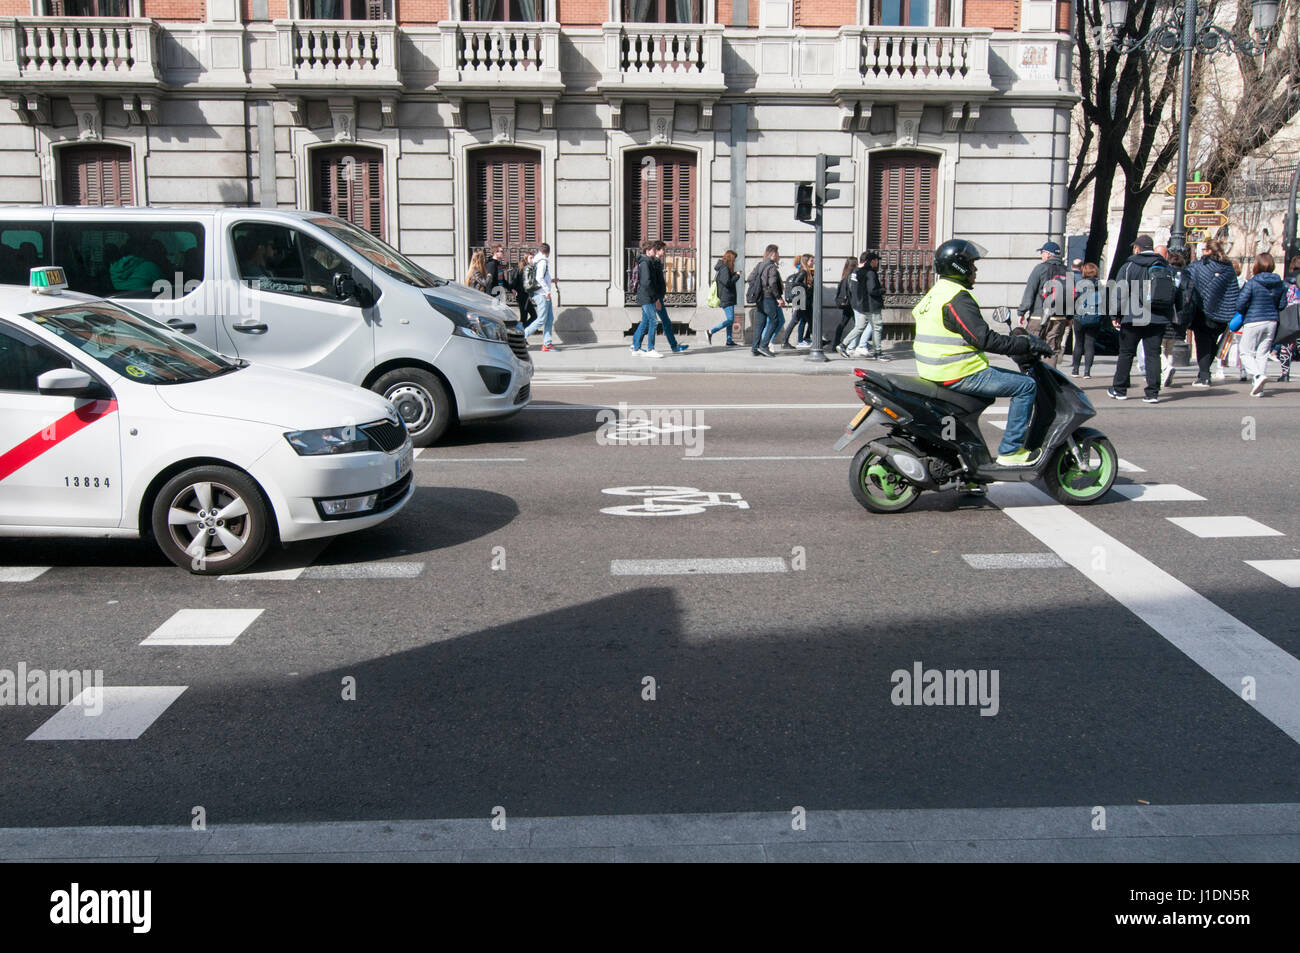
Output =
[
  {"x1": 987, "y1": 420, "x2": 1008, "y2": 430},
  {"x1": 532, "y1": 373, "x2": 656, "y2": 385},
  {"x1": 140, "y1": 609, "x2": 264, "y2": 647},
  {"x1": 27, "y1": 687, "x2": 187, "y2": 741},
  {"x1": 1118, "y1": 459, "x2": 1145, "y2": 473},
  {"x1": 684, "y1": 455, "x2": 852, "y2": 461},
  {"x1": 302, "y1": 562, "x2": 424, "y2": 580},
  {"x1": 989, "y1": 483, "x2": 1300, "y2": 745},
  {"x1": 1167, "y1": 516, "x2": 1284, "y2": 538},
  {"x1": 524, "y1": 403, "x2": 863, "y2": 412},
  {"x1": 417, "y1": 457, "x2": 527, "y2": 463},
  {"x1": 600, "y1": 485, "x2": 749, "y2": 517},
  {"x1": 0, "y1": 567, "x2": 50, "y2": 582},
  {"x1": 962, "y1": 553, "x2": 1067, "y2": 569},
  {"x1": 611, "y1": 558, "x2": 787, "y2": 575},
  {"x1": 1245, "y1": 560, "x2": 1300, "y2": 588},
  {"x1": 1109, "y1": 484, "x2": 1206, "y2": 502},
  {"x1": 413, "y1": 448, "x2": 424, "y2": 459},
  {"x1": 221, "y1": 567, "x2": 307, "y2": 581}
]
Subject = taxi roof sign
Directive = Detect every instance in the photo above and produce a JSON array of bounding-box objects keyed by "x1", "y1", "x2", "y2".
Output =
[{"x1": 29, "y1": 266, "x2": 67, "y2": 294}]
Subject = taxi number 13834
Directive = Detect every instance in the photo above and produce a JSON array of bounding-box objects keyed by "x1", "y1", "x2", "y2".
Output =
[{"x1": 64, "y1": 476, "x2": 110, "y2": 488}]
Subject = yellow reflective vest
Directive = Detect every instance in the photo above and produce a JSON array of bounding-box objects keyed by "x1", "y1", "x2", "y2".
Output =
[{"x1": 911, "y1": 277, "x2": 990, "y2": 382}]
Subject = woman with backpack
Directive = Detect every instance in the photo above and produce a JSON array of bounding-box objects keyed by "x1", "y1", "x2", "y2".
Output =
[
  {"x1": 831, "y1": 257, "x2": 857, "y2": 353},
  {"x1": 706, "y1": 250, "x2": 741, "y2": 347},
  {"x1": 1185, "y1": 240, "x2": 1240, "y2": 386},
  {"x1": 1274, "y1": 255, "x2": 1300, "y2": 382},
  {"x1": 1070, "y1": 262, "x2": 1104, "y2": 378},
  {"x1": 781, "y1": 254, "x2": 814, "y2": 348},
  {"x1": 510, "y1": 251, "x2": 537, "y2": 327},
  {"x1": 1230, "y1": 252, "x2": 1288, "y2": 397}
]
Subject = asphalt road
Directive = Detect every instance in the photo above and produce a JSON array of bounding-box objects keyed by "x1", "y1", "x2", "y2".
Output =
[{"x1": 2, "y1": 369, "x2": 1298, "y2": 832}]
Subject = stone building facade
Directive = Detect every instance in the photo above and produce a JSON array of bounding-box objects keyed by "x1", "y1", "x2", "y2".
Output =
[{"x1": 0, "y1": 0, "x2": 1075, "y2": 338}]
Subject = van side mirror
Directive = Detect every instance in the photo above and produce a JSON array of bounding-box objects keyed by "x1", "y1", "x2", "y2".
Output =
[
  {"x1": 333, "y1": 273, "x2": 357, "y2": 300},
  {"x1": 37, "y1": 367, "x2": 95, "y2": 396}
]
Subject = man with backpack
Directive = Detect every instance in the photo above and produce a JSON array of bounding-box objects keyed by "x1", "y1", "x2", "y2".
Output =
[
  {"x1": 1107, "y1": 234, "x2": 1174, "y2": 403},
  {"x1": 522, "y1": 242, "x2": 557, "y2": 351},
  {"x1": 746, "y1": 245, "x2": 784, "y2": 357},
  {"x1": 1017, "y1": 240, "x2": 1070, "y2": 367}
]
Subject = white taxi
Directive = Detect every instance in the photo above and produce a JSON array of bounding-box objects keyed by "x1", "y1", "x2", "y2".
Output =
[{"x1": 0, "y1": 268, "x2": 414, "y2": 574}]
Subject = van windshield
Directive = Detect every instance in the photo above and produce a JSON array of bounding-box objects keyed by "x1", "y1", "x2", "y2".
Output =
[
  {"x1": 22, "y1": 302, "x2": 239, "y2": 385},
  {"x1": 310, "y1": 218, "x2": 446, "y2": 289}
]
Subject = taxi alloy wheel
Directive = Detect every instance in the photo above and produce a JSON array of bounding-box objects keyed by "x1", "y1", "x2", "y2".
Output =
[
  {"x1": 374, "y1": 368, "x2": 451, "y2": 447},
  {"x1": 151, "y1": 466, "x2": 270, "y2": 575}
]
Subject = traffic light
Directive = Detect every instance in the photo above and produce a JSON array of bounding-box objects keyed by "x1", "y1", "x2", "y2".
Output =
[
  {"x1": 794, "y1": 182, "x2": 815, "y2": 224},
  {"x1": 816, "y1": 154, "x2": 841, "y2": 206}
]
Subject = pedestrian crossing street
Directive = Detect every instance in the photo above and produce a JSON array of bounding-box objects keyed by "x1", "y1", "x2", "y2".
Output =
[{"x1": 2, "y1": 449, "x2": 1298, "y2": 745}]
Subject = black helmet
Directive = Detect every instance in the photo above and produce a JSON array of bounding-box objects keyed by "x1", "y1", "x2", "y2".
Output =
[{"x1": 934, "y1": 239, "x2": 986, "y2": 288}]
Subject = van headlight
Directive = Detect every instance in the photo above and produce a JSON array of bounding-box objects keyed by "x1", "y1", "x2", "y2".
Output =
[
  {"x1": 285, "y1": 427, "x2": 370, "y2": 455},
  {"x1": 431, "y1": 303, "x2": 508, "y2": 343}
]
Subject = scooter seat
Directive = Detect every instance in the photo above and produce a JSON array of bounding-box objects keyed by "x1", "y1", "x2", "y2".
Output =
[{"x1": 862, "y1": 371, "x2": 995, "y2": 417}]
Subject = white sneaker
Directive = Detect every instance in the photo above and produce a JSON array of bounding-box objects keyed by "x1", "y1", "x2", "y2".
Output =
[
  {"x1": 1163, "y1": 365, "x2": 1176, "y2": 387},
  {"x1": 643, "y1": 350, "x2": 663, "y2": 359},
  {"x1": 1251, "y1": 374, "x2": 1266, "y2": 396},
  {"x1": 852, "y1": 348, "x2": 871, "y2": 358}
]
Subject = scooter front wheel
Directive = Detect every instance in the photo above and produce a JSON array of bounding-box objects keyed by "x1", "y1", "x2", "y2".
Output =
[
  {"x1": 850, "y1": 445, "x2": 921, "y2": 513},
  {"x1": 1044, "y1": 427, "x2": 1117, "y2": 505}
]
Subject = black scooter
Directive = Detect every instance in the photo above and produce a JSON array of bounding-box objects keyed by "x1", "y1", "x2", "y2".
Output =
[{"x1": 834, "y1": 346, "x2": 1118, "y2": 512}]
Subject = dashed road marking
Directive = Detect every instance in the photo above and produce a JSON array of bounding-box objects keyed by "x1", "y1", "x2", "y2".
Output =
[
  {"x1": 611, "y1": 558, "x2": 788, "y2": 575},
  {"x1": 27, "y1": 687, "x2": 187, "y2": 741},
  {"x1": 962, "y1": 553, "x2": 1068, "y2": 569},
  {"x1": 987, "y1": 420, "x2": 1007, "y2": 430},
  {"x1": 1109, "y1": 484, "x2": 1206, "y2": 502},
  {"x1": 301, "y1": 562, "x2": 424, "y2": 580},
  {"x1": 417, "y1": 457, "x2": 527, "y2": 463},
  {"x1": 0, "y1": 567, "x2": 50, "y2": 582},
  {"x1": 989, "y1": 483, "x2": 1300, "y2": 745},
  {"x1": 140, "y1": 609, "x2": 264, "y2": 647},
  {"x1": 684, "y1": 455, "x2": 852, "y2": 461},
  {"x1": 220, "y1": 567, "x2": 308, "y2": 581},
  {"x1": 1245, "y1": 560, "x2": 1300, "y2": 588},
  {"x1": 1118, "y1": 459, "x2": 1145, "y2": 473},
  {"x1": 1167, "y1": 516, "x2": 1284, "y2": 538}
]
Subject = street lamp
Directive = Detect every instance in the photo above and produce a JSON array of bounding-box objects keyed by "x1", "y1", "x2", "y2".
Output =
[{"x1": 1105, "y1": 0, "x2": 1279, "y2": 258}]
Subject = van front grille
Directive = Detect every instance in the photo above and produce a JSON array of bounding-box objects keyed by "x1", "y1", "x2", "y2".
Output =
[{"x1": 507, "y1": 329, "x2": 531, "y2": 363}]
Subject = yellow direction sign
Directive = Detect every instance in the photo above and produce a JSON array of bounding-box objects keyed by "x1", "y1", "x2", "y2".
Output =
[
  {"x1": 1166, "y1": 181, "x2": 1212, "y2": 196},
  {"x1": 1184, "y1": 213, "x2": 1228, "y2": 228},
  {"x1": 1186, "y1": 197, "x2": 1229, "y2": 212}
]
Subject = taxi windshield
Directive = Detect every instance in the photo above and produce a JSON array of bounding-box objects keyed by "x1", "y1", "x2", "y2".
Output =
[
  {"x1": 22, "y1": 303, "x2": 237, "y2": 385},
  {"x1": 309, "y1": 217, "x2": 445, "y2": 288}
]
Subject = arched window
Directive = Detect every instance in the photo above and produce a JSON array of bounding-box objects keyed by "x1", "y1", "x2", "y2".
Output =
[
  {"x1": 312, "y1": 146, "x2": 384, "y2": 239},
  {"x1": 59, "y1": 144, "x2": 133, "y2": 206},
  {"x1": 624, "y1": 148, "x2": 696, "y2": 304}
]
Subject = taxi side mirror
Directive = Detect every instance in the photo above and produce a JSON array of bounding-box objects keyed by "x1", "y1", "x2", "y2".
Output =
[{"x1": 37, "y1": 368, "x2": 95, "y2": 396}]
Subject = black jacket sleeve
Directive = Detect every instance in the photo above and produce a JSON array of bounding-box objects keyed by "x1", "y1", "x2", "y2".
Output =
[
  {"x1": 941, "y1": 290, "x2": 1033, "y2": 357},
  {"x1": 864, "y1": 268, "x2": 883, "y2": 311},
  {"x1": 1019, "y1": 262, "x2": 1045, "y2": 315}
]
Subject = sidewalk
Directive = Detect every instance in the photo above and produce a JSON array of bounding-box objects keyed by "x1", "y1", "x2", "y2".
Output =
[
  {"x1": 530, "y1": 340, "x2": 916, "y2": 375},
  {"x1": 2, "y1": 803, "x2": 1295, "y2": 861}
]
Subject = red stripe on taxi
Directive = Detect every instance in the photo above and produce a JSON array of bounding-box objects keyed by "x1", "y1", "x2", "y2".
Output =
[{"x1": 0, "y1": 400, "x2": 118, "y2": 483}]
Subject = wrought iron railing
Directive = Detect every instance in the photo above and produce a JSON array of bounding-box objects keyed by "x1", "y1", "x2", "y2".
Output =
[
  {"x1": 1235, "y1": 165, "x2": 1298, "y2": 199},
  {"x1": 469, "y1": 244, "x2": 539, "y2": 306},
  {"x1": 877, "y1": 247, "x2": 933, "y2": 307},
  {"x1": 623, "y1": 246, "x2": 697, "y2": 306}
]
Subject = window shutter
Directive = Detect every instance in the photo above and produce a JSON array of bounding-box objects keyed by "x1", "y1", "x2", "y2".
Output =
[
  {"x1": 312, "y1": 147, "x2": 384, "y2": 239},
  {"x1": 869, "y1": 151, "x2": 937, "y2": 252},
  {"x1": 469, "y1": 148, "x2": 541, "y2": 257},
  {"x1": 61, "y1": 145, "x2": 132, "y2": 206}
]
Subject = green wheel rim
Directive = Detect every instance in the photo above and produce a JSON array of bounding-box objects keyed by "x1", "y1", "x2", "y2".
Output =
[
  {"x1": 862, "y1": 460, "x2": 917, "y2": 505},
  {"x1": 1057, "y1": 441, "x2": 1115, "y2": 500}
]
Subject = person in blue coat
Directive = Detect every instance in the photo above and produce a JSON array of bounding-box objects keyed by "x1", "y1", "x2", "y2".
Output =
[
  {"x1": 1184, "y1": 240, "x2": 1240, "y2": 385},
  {"x1": 1229, "y1": 252, "x2": 1287, "y2": 396}
]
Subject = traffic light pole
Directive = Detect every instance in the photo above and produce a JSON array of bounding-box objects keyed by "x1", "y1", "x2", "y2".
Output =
[{"x1": 808, "y1": 208, "x2": 827, "y2": 362}]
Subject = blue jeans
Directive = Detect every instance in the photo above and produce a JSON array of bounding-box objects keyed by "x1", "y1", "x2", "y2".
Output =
[
  {"x1": 754, "y1": 299, "x2": 781, "y2": 349},
  {"x1": 524, "y1": 293, "x2": 554, "y2": 345},
  {"x1": 656, "y1": 306, "x2": 680, "y2": 350},
  {"x1": 945, "y1": 365, "x2": 1037, "y2": 456},
  {"x1": 709, "y1": 305, "x2": 735, "y2": 343},
  {"x1": 633, "y1": 302, "x2": 657, "y2": 350}
]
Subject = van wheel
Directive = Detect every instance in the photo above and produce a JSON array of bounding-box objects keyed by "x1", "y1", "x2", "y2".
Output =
[
  {"x1": 374, "y1": 368, "x2": 451, "y2": 447},
  {"x1": 151, "y1": 466, "x2": 270, "y2": 575}
]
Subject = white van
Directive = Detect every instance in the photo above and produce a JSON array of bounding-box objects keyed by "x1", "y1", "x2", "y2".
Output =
[{"x1": 0, "y1": 207, "x2": 532, "y2": 446}]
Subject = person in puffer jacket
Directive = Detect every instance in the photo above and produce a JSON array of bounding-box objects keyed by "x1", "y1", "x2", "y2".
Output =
[
  {"x1": 1230, "y1": 252, "x2": 1287, "y2": 396},
  {"x1": 1184, "y1": 240, "x2": 1240, "y2": 384}
]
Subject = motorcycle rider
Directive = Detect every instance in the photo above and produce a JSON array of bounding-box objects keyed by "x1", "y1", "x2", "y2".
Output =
[{"x1": 913, "y1": 239, "x2": 1054, "y2": 466}]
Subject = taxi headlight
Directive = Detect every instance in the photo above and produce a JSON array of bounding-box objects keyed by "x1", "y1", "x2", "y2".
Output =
[
  {"x1": 432, "y1": 303, "x2": 508, "y2": 343},
  {"x1": 285, "y1": 427, "x2": 370, "y2": 455}
]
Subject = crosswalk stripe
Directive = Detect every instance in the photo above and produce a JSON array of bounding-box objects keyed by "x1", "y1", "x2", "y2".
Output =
[
  {"x1": 301, "y1": 562, "x2": 424, "y2": 579},
  {"x1": 140, "y1": 609, "x2": 264, "y2": 646},
  {"x1": 27, "y1": 687, "x2": 187, "y2": 741},
  {"x1": 1245, "y1": 560, "x2": 1300, "y2": 588},
  {"x1": 0, "y1": 567, "x2": 50, "y2": 582},
  {"x1": 962, "y1": 553, "x2": 1067, "y2": 569},
  {"x1": 611, "y1": 558, "x2": 788, "y2": 575},
  {"x1": 1109, "y1": 484, "x2": 1206, "y2": 502},
  {"x1": 990, "y1": 483, "x2": 1300, "y2": 746},
  {"x1": 1167, "y1": 516, "x2": 1284, "y2": 538}
]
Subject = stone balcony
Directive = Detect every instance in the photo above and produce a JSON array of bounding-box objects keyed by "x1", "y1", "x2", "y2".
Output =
[
  {"x1": 841, "y1": 26, "x2": 993, "y2": 93},
  {"x1": 271, "y1": 19, "x2": 401, "y2": 92},
  {"x1": 435, "y1": 21, "x2": 563, "y2": 97},
  {"x1": 0, "y1": 17, "x2": 161, "y2": 88},
  {"x1": 597, "y1": 22, "x2": 726, "y2": 122}
]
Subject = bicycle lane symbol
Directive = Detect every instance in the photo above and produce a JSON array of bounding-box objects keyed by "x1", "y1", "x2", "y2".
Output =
[{"x1": 600, "y1": 485, "x2": 751, "y2": 517}]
